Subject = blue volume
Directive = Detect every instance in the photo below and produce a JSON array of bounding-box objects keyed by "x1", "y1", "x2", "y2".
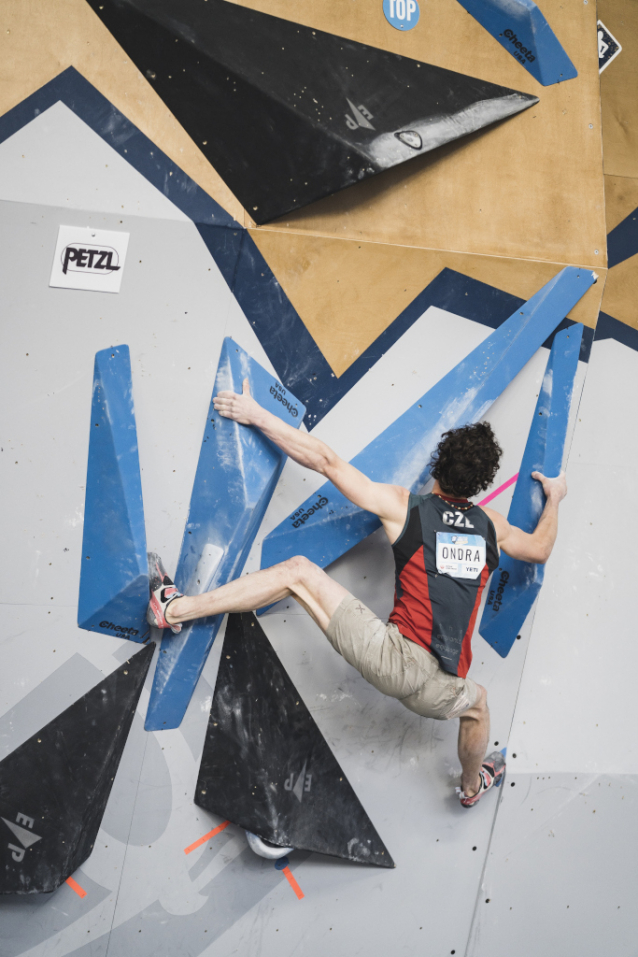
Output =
[
  {"x1": 456, "y1": 0, "x2": 577, "y2": 86},
  {"x1": 78, "y1": 345, "x2": 149, "y2": 642},
  {"x1": 145, "y1": 338, "x2": 306, "y2": 731},
  {"x1": 260, "y1": 268, "x2": 595, "y2": 578},
  {"x1": 479, "y1": 323, "x2": 584, "y2": 656}
]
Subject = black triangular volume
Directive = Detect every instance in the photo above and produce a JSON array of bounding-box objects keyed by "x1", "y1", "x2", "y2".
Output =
[
  {"x1": 0, "y1": 645, "x2": 153, "y2": 894},
  {"x1": 84, "y1": 0, "x2": 538, "y2": 224},
  {"x1": 195, "y1": 613, "x2": 394, "y2": 868}
]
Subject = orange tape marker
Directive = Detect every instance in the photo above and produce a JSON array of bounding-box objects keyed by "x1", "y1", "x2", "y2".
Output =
[
  {"x1": 282, "y1": 865, "x2": 304, "y2": 900},
  {"x1": 184, "y1": 820, "x2": 230, "y2": 855},
  {"x1": 65, "y1": 876, "x2": 87, "y2": 898}
]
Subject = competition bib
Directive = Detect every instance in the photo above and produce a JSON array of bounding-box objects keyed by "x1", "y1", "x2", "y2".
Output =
[{"x1": 436, "y1": 532, "x2": 486, "y2": 580}]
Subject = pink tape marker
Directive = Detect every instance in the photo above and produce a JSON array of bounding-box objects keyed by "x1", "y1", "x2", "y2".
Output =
[{"x1": 478, "y1": 472, "x2": 519, "y2": 507}]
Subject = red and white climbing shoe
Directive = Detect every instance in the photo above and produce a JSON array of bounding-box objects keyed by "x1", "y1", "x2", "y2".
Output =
[
  {"x1": 456, "y1": 751, "x2": 506, "y2": 808},
  {"x1": 147, "y1": 552, "x2": 183, "y2": 634}
]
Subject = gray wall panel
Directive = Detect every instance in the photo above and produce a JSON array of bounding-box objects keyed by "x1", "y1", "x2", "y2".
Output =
[
  {"x1": 0, "y1": 101, "x2": 189, "y2": 220},
  {"x1": 467, "y1": 773, "x2": 638, "y2": 956}
]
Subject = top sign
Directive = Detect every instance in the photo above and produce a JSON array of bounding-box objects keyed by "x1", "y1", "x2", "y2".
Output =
[
  {"x1": 50, "y1": 225, "x2": 130, "y2": 293},
  {"x1": 383, "y1": 0, "x2": 420, "y2": 31}
]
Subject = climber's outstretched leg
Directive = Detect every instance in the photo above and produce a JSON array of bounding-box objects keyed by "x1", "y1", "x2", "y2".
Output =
[{"x1": 147, "y1": 552, "x2": 349, "y2": 634}]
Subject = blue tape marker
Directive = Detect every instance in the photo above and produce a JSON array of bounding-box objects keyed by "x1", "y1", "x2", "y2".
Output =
[
  {"x1": 595, "y1": 312, "x2": 638, "y2": 353},
  {"x1": 260, "y1": 268, "x2": 595, "y2": 580},
  {"x1": 274, "y1": 857, "x2": 290, "y2": 870},
  {"x1": 145, "y1": 339, "x2": 306, "y2": 731},
  {"x1": 479, "y1": 323, "x2": 584, "y2": 656},
  {"x1": 456, "y1": 0, "x2": 577, "y2": 86},
  {"x1": 607, "y1": 206, "x2": 638, "y2": 270},
  {"x1": 78, "y1": 345, "x2": 148, "y2": 642}
]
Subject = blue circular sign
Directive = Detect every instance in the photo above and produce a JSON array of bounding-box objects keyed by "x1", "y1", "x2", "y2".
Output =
[{"x1": 383, "y1": 0, "x2": 420, "y2": 31}]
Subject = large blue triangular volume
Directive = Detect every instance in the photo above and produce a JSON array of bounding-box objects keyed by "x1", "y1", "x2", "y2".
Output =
[
  {"x1": 260, "y1": 268, "x2": 595, "y2": 579},
  {"x1": 456, "y1": 0, "x2": 577, "y2": 87},
  {"x1": 78, "y1": 345, "x2": 148, "y2": 643},
  {"x1": 479, "y1": 323, "x2": 584, "y2": 656},
  {"x1": 145, "y1": 339, "x2": 306, "y2": 731}
]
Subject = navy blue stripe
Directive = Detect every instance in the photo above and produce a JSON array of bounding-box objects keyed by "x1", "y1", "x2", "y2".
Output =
[
  {"x1": 361, "y1": 269, "x2": 593, "y2": 366},
  {"x1": 595, "y1": 312, "x2": 638, "y2": 351},
  {"x1": 607, "y1": 207, "x2": 638, "y2": 269},
  {"x1": 0, "y1": 67, "x2": 593, "y2": 429},
  {"x1": 203, "y1": 261, "x2": 594, "y2": 428}
]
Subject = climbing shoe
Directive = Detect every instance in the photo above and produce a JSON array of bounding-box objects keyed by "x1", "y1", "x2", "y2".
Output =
[
  {"x1": 147, "y1": 552, "x2": 183, "y2": 634},
  {"x1": 456, "y1": 751, "x2": 506, "y2": 808}
]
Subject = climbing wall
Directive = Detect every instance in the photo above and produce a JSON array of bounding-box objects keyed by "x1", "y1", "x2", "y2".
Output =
[
  {"x1": 0, "y1": 0, "x2": 634, "y2": 953},
  {"x1": 466, "y1": 4, "x2": 638, "y2": 952}
]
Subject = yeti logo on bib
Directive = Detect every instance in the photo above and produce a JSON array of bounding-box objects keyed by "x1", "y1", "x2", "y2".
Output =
[{"x1": 436, "y1": 533, "x2": 486, "y2": 580}]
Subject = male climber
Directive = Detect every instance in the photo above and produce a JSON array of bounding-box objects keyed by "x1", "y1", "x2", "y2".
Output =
[{"x1": 147, "y1": 381, "x2": 566, "y2": 808}]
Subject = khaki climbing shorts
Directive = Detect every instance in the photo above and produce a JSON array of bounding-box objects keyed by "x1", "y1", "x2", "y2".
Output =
[{"x1": 326, "y1": 594, "x2": 480, "y2": 720}]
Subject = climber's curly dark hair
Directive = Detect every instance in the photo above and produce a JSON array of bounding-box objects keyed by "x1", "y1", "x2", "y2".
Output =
[{"x1": 429, "y1": 422, "x2": 502, "y2": 499}]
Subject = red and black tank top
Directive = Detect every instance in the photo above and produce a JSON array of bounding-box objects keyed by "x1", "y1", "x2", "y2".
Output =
[{"x1": 389, "y1": 492, "x2": 499, "y2": 678}]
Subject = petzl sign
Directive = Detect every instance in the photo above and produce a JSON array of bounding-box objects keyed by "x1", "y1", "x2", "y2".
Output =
[{"x1": 50, "y1": 225, "x2": 130, "y2": 293}]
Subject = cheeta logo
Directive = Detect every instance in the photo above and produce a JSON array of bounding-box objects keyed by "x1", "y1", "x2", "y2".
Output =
[
  {"x1": 503, "y1": 29, "x2": 536, "y2": 63},
  {"x1": 269, "y1": 385, "x2": 298, "y2": 417},
  {"x1": 487, "y1": 569, "x2": 509, "y2": 613},
  {"x1": 99, "y1": 620, "x2": 139, "y2": 637},
  {"x1": 291, "y1": 495, "x2": 328, "y2": 528}
]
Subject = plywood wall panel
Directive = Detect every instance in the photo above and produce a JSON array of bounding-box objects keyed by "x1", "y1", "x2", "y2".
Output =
[
  {"x1": 599, "y1": 0, "x2": 638, "y2": 179},
  {"x1": 244, "y1": 0, "x2": 605, "y2": 266},
  {"x1": 600, "y1": 1, "x2": 638, "y2": 331},
  {"x1": 251, "y1": 228, "x2": 604, "y2": 376},
  {"x1": 2, "y1": 0, "x2": 605, "y2": 266},
  {"x1": 604, "y1": 175, "x2": 638, "y2": 234}
]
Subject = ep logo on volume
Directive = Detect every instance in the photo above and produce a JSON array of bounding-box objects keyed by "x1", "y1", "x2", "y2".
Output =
[{"x1": 383, "y1": 0, "x2": 419, "y2": 31}]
